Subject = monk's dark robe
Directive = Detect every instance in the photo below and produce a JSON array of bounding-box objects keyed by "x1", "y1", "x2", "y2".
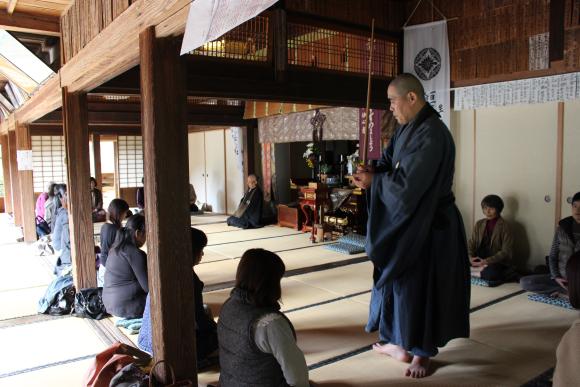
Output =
[
  {"x1": 365, "y1": 104, "x2": 470, "y2": 356},
  {"x1": 227, "y1": 187, "x2": 264, "y2": 229}
]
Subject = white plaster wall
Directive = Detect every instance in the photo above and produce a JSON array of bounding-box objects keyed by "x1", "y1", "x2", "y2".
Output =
[
  {"x1": 451, "y1": 109, "x2": 475, "y2": 236},
  {"x1": 562, "y1": 100, "x2": 580, "y2": 215}
]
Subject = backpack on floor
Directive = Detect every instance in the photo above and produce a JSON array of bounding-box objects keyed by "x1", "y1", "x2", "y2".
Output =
[{"x1": 73, "y1": 287, "x2": 109, "y2": 320}]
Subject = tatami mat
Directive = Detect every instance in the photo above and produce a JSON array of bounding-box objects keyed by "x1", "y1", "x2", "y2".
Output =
[
  {"x1": 190, "y1": 214, "x2": 230, "y2": 225},
  {"x1": 203, "y1": 233, "x2": 328, "y2": 259},
  {"x1": 0, "y1": 286, "x2": 47, "y2": 320},
  {"x1": 289, "y1": 298, "x2": 375, "y2": 366},
  {"x1": 206, "y1": 225, "x2": 300, "y2": 245},
  {"x1": 194, "y1": 222, "x2": 232, "y2": 234},
  {"x1": 0, "y1": 358, "x2": 94, "y2": 387},
  {"x1": 309, "y1": 337, "x2": 549, "y2": 386},
  {"x1": 0, "y1": 318, "x2": 106, "y2": 377},
  {"x1": 197, "y1": 244, "x2": 366, "y2": 288},
  {"x1": 470, "y1": 293, "x2": 579, "y2": 356}
]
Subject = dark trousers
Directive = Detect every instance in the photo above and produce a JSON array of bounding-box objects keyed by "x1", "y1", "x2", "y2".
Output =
[
  {"x1": 520, "y1": 274, "x2": 564, "y2": 294},
  {"x1": 480, "y1": 263, "x2": 509, "y2": 282}
]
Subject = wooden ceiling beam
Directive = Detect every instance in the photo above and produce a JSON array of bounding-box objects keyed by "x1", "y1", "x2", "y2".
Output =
[
  {"x1": 60, "y1": 0, "x2": 191, "y2": 93},
  {"x1": 0, "y1": 10, "x2": 60, "y2": 36}
]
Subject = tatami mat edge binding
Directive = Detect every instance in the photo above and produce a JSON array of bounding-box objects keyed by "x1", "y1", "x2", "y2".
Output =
[{"x1": 204, "y1": 256, "x2": 368, "y2": 292}]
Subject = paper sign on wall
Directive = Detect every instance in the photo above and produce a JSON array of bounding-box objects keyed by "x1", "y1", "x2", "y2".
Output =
[
  {"x1": 17, "y1": 150, "x2": 33, "y2": 171},
  {"x1": 181, "y1": 0, "x2": 278, "y2": 55}
]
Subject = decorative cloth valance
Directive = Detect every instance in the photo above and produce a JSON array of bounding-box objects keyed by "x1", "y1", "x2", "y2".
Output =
[{"x1": 258, "y1": 107, "x2": 359, "y2": 143}]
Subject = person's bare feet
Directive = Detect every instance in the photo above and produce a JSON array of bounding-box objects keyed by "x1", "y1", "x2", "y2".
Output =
[
  {"x1": 405, "y1": 355, "x2": 430, "y2": 378},
  {"x1": 372, "y1": 343, "x2": 411, "y2": 363}
]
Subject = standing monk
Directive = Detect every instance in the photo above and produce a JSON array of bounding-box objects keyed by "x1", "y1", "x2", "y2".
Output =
[{"x1": 353, "y1": 73, "x2": 470, "y2": 378}]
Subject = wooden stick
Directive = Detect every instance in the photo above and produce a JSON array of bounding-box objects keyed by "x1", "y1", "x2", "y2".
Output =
[{"x1": 361, "y1": 18, "x2": 375, "y2": 165}]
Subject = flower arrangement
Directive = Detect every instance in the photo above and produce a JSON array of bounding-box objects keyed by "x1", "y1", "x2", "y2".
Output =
[{"x1": 303, "y1": 142, "x2": 319, "y2": 168}]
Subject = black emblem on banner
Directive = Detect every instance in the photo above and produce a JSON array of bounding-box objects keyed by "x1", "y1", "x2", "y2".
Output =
[{"x1": 414, "y1": 48, "x2": 441, "y2": 81}]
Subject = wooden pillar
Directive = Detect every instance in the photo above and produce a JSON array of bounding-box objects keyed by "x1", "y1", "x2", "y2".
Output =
[
  {"x1": 15, "y1": 123, "x2": 37, "y2": 242},
  {"x1": 8, "y1": 130, "x2": 22, "y2": 226},
  {"x1": 140, "y1": 27, "x2": 196, "y2": 383},
  {"x1": 92, "y1": 133, "x2": 103, "y2": 188},
  {"x1": 0, "y1": 134, "x2": 13, "y2": 213},
  {"x1": 62, "y1": 88, "x2": 96, "y2": 289}
]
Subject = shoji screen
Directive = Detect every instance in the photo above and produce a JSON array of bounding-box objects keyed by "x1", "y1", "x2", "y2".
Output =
[
  {"x1": 117, "y1": 136, "x2": 143, "y2": 188},
  {"x1": 31, "y1": 136, "x2": 67, "y2": 192}
]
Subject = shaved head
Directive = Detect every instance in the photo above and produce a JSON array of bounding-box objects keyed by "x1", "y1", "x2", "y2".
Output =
[{"x1": 389, "y1": 73, "x2": 426, "y2": 102}]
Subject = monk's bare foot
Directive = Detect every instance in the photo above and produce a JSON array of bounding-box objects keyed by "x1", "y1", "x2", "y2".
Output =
[
  {"x1": 405, "y1": 355, "x2": 430, "y2": 378},
  {"x1": 372, "y1": 343, "x2": 411, "y2": 363}
]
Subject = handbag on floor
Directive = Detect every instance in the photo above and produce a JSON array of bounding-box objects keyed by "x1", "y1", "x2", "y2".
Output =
[
  {"x1": 148, "y1": 360, "x2": 193, "y2": 387},
  {"x1": 84, "y1": 342, "x2": 151, "y2": 387},
  {"x1": 73, "y1": 287, "x2": 109, "y2": 320}
]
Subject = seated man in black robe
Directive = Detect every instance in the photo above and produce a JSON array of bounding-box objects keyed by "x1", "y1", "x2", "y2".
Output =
[{"x1": 227, "y1": 175, "x2": 263, "y2": 229}]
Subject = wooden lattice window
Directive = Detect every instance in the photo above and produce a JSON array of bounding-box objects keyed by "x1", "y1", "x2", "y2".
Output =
[
  {"x1": 31, "y1": 136, "x2": 67, "y2": 193},
  {"x1": 287, "y1": 23, "x2": 398, "y2": 78},
  {"x1": 118, "y1": 136, "x2": 143, "y2": 188},
  {"x1": 190, "y1": 16, "x2": 270, "y2": 62}
]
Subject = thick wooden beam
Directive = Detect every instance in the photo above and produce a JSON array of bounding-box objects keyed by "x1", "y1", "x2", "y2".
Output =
[
  {"x1": 7, "y1": 130, "x2": 21, "y2": 226},
  {"x1": 15, "y1": 122, "x2": 36, "y2": 242},
  {"x1": 14, "y1": 75, "x2": 61, "y2": 125},
  {"x1": 140, "y1": 27, "x2": 196, "y2": 383},
  {"x1": 0, "y1": 134, "x2": 13, "y2": 213},
  {"x1": 62, "y1": 88, "x2": 96, "y2": 290},
  {"x1": 61, "y1": 0, "x2": 191, "y2": 93},
  {"x1": 92, "y1": 133, "x2": 102, "y2": 189},
  {"x1": 0, "y1": 10, "x2": 60, "y2": 36}
]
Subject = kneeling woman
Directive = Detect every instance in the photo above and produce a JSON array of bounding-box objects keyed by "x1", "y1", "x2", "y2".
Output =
[
  {"x1": 103, "y1": 214, "x2": 148, "y2": 318},
  {"x1": 218, "y1": 248, "x2": 309, "y2": 387}
]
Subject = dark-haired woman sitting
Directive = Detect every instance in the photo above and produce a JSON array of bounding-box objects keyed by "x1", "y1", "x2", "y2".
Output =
[
  {"x1": 553, "y1": 251, "x2": 580, "y2": 386},
  {"x1": 103, "y1": 214, "x2": 148, "y2": 318},
  {"x1": 468, "y1": 194, "x2": 514, "y2": 283},
  {"x1": 218, "y1": 248, "x2": 309, "y2": 387},
  {"x1": 138, "y1": 228, "x2": 218, "y2": 368},
  {"x1": 97, "y1": 198, "x2": 130, "y2": 287}
]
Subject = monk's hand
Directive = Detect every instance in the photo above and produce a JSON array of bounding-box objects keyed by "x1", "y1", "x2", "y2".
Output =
[
  {"x1": 471, "y1": 257, "x2": 486, "y2": 267},
  {"x1": 353, "y1": 170, "x2": 373, "y2": 189},
  {"x1": 555, "y1": 277, "x2": 568, "y2": 290},
  {"x1": 356, "y1": 165, "x2": 374, "y2": 174}
]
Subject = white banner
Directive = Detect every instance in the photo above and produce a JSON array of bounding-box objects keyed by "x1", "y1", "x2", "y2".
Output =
[
  {"x1": 403, "y1": 20, "x2": 450, "y2": 128},
  {"x1": 181, "y1": 0, "x2": 278, "y2": 55}
]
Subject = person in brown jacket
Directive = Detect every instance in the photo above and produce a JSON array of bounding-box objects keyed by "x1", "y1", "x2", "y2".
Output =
[
  {"x1": 553, "y1": 251, "x2": 580, "y2": 386},
  {"x1": 468, "y1": 195, "x2": 514, "y2": 283}
]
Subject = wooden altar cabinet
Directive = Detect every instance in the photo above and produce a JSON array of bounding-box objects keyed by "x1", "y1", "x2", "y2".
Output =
[{"x1": 298, "y1": 184, "x2": 329, "y2": 242}]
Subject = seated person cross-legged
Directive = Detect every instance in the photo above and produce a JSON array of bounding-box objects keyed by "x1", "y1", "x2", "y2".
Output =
[
  {"x1": 138, "y1": 227, "x2": 218, "y2": 369},
  {"x1": 90, "y1": 177, "x2": 107, "y2": 223},
  {"x1": 218, "y1": 249, "x2": 309, "y2": 387},
  {"x1": 103, "y1": 214, "x2": 148, "y2": 319},
  {"x1": 227, "y1": 174, "x2": 264, "y2": 229},
  {"x1": 468, "y1": 195, "x2": 515, "y2": 283},
  {"x1": 521, "y1": 192, "x2": 580, "y2": 295},
  {"x1": 189, "y1": 183, "x2": 200, "y2": 212}
]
